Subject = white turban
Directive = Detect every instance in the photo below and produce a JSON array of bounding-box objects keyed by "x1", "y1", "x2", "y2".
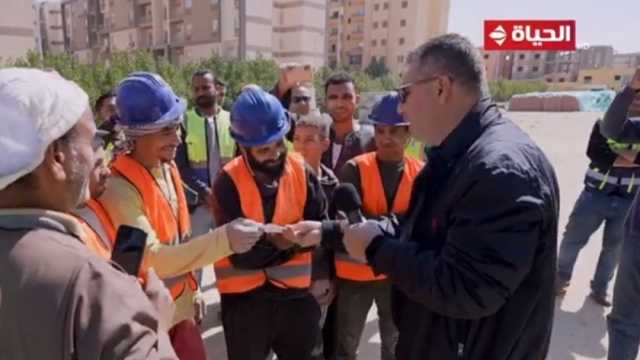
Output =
[{"x1": 0, "y1": 68, "x2": 89, "y2": 190}]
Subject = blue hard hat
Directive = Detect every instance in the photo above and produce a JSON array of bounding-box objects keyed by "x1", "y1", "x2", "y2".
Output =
[
  {"x1": 369, "y1": 92, "x2": 409, "y2": 126},
  {"x1": 115, "y1": 72, "x2": 187, "y2": 127},
  {"x1": 230, "y1": 87, "x2": 290, "y2": 147}
]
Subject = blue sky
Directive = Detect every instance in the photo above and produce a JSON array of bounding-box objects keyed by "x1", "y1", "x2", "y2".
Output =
[{"x1": 447, "y1": 0, "x2": 639, "y2": 53}]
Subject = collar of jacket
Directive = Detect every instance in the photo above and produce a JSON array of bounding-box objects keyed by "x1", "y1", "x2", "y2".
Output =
[
  {"x1": 430, "y1": 97, "x2": 498, "y2": 165},
  {"x1": 329, "y1": 120, "x2": 361, "y2": 144},
  {"x1": 0, "y1": 208, "x2": 86, "y2": 241}
]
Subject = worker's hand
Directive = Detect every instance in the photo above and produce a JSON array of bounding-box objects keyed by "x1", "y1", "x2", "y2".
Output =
[
  {"x1": 193, "y1": 294, "x2": 206, "y2": 326},
  {"x1": 283, "y1": 221, "x2": 323, "y2": 247},
  {"x1": 309, "y1": 279, "x2": 336, "y2": 306},
  {"x1": 226, "y1": 218, "x2": 264, "y2": 254},
  {"x1": 343, "y1": 221, "x2": 383, "y2": 263},
  {"x1": 630, "y1": 68, "x2": 640, "y2": 91},
  {"x1": 205, "y1": 188, "x2": 216, "y2": 211},
  {"x1": 144, "y1": 268, "x2": 175, "y2": 331}
]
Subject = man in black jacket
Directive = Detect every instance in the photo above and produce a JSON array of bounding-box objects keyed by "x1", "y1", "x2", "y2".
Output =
[{"x1": 333, "y1": 34, "x2": 560, "y2": 360}]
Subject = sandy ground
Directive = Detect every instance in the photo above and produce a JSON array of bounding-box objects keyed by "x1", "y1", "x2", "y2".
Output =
[{"x1": 199, "y1": 111, "x2": 636, "y2": 359}]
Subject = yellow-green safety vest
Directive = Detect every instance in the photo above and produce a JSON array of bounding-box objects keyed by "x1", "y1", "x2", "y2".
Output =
[{"x1": 184, "y1": 108, "x2": 235, "y2": 168}]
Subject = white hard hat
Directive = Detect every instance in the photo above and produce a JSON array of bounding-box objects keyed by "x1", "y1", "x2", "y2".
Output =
[{"x1": 0, "y1": 68, "x2": 89, "y2": 190}]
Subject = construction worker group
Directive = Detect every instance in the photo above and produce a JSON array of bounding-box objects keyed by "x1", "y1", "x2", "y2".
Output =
[{"x1": 64, "y1": 67, "x2": 424, "y2": 360}]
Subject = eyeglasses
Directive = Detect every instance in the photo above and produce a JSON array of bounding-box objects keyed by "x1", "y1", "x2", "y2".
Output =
[
  {"x1": 396, "y1": 75, "x2": 441, "y2": 103},
  {"x1": 292, "y1": 95, "x2": 312, "y2": 104}
]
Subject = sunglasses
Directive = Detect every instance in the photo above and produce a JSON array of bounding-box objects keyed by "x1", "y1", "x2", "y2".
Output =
[
  {"x1": 292, "y1": 95, "x2": 312, "y2": 104},
  {"x1": 396, "y1": 75, "x2": 442, "y2": 103}
]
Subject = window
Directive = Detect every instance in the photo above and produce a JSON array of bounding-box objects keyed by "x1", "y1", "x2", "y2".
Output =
[
  {"x1": 484, "y1": 54, "x2": 489, "y2": 59},
  {"x1": 212, "y1": 19, "x2": 219, "y2": 33},
  {"x1": 519, "y1": 54, "x2": 525, "y2": 60},
  {"x1": 186, "y1": 23, "x2": 192, "y2": 39},
  {"x1": 374, "y1": 4, "x2": 379, "y2": 11},
  {"x1": 546, "y1": 78, "x2": 553, "y2": 83},
  {"x1": 614, "y1": 75, "x2": 622, "y2": 81},
  {"x1": 373, "y1": 21, "x2": 378, "y2": 29},
  {"x1": 398, "y1": 55, "x2": 404, "y2": 63},
  {"x1": 211, "y1": 0, "x2": 219, "y2": 5},
  {"x1": 398, "y1": 37, "x2": 405, "y2": 45},
  {"x1": 584, "y1": 75, "x2": 592, "y2": 83},
  {"x1": 185, "y1": 0, "x2": 192, "y2": 8},
  {"x1": 371, "y1": 39, "x2": 377, "y2": 46},
  {"x1": 559, "y1": 78, "x2": 565, "y2": 83},
  {"x1": 331, "y1": 11, "x2": 339, "y2": 19},
  {"x1": 383, "y1": 2, "x2": 389, "y2": 9},
  {"x1": 532, "y1": 66, "x2": 539, "y2": 72},
  {"x1": 400, "y1": 19, "x2": 406, "y2": 27},
  {"x1": 402, "y1": 1, "x2": 408, "y2": 7},
  {"x1": 534, "y1": 53, "x2": 541, "y2": 59},
  {"x1": 517, "y1": 66, "x2": 523, "y2": 72},
  {"x1": 381, "y1": 39, "x2": 387, "y2": 46},
  {"x1": 331, "y1": 44, "x2": 336, "y2": 53},
  {"x1": 347, "y1": 35, "x2": 350, "y2": 40},
  {"x1": 348, "y1": 18, "x2": 351, "y2": 24},
  {"x1": 380, "y1": 56, "x2": 386, "y2": 63},
  {"x1": 349, "y1": 54, "x2": 362, "y2": 65},
  {"x1": 382, "y1": 21, "x2": 388, "y2": 28}
]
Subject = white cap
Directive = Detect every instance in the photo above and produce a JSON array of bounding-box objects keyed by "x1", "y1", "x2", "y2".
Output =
[{"x1": 0, "y1": 68, "x2": 89, "y2": 190}]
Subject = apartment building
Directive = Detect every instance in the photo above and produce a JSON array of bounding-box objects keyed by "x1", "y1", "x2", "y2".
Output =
[
  {"x1": 59, "y1": 0, "x2": 326, "y2": 67},
  {"x1": 614, "y1": 52, "x2": 640, "y2": 69},
  {"x1": 327, "y1": 0, "x2": 449, "y2": 75},
  {"x1": 36, "y1": 1, "x2": 66, "y2": 55},
  {"x1": 0, "y1": 1, "x2": 36, "y2": 63},
  {"x1": 479, "y1": 49, "x2": 513, "y2": 81}
]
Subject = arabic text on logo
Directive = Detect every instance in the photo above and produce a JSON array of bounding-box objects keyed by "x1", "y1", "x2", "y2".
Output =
[{"x1": 483, "y1": 20, "x2": 576, "y2": 51}]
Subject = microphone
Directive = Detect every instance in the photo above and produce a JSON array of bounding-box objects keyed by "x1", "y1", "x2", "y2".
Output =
[{"x1": 333, "y1": 183, "x2": 365, "y2": 224}]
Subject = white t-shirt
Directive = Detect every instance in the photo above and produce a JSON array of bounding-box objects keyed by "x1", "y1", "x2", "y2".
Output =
[{"x1": 332, "y1": 143, "x2": 343, "y2": 169}]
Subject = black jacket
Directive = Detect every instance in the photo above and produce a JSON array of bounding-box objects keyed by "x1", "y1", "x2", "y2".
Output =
[
  {"x1": 321, "y1": 123, "x2": 376, "y2": 173},
  {"x1": 365, "y1": 99, "x2": 560, "y2": 360}
]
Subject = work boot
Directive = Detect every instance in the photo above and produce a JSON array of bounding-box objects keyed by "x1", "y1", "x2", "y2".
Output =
[
  {"x1": 555, "y1": 276, "x2": 569, "y2": 296},
  {"x1": 589, "y1": 292, "x2": 612, "y2": 307}
]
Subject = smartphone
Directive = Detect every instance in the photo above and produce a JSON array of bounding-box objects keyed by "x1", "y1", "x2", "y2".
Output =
[
  {"x1": 284, "y1": 64, "x2": 313, "y2": 85},
  {"x1": 111, "y1": 225, "x2": 148, "y2": 276}
]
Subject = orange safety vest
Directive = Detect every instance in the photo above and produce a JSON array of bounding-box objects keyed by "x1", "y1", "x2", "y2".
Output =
[
  {"x1": 214, "y1": 154, "x2": 312, "y2": 294},
  {"x1": 73, "y1": 198, "x2": 117, "y2": 260},
  {"x1": 111, "y1": 154, "x2": 198, "y2": 300},
  {"x1": 335, "y1": 152, "x2": 424, "y2": 281}
]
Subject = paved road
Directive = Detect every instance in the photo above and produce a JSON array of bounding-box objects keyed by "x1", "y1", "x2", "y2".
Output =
[{"x1": 199, "y1": 111, "x2": 637, "y2": 359}]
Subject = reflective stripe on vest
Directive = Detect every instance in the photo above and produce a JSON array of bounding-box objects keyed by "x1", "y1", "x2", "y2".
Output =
[
  {"x1": 111, "y1": 155, "x2": 198, "y2": 299},
  {"x1": 586, "y1": 167, "x2": 640, "y2": 193},
  {"x1": 73, "y1": 214, "x2": 112, "y2": 260},
  {"x1": 214, "y1": 154, "x2": 311, "y2": 294},
  {"x1": 607, "y1": 138, "x2": 640, "y2": 152},
  {"x1": 184, "y1": 108, "x2": 235, "y2": 169},
  {"x1": 74, "y1": 199, "x2": 116, "y2": 250},
  {"x1": 335, "y1": 152, "x2": 424, "y2": 282}
]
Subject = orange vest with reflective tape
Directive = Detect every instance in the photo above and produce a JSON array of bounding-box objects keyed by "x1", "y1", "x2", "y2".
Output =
[
  {"x1": 74, "y1": 199, "x2": 116, "y2": 260},
  {"x1": 111, "y1": 154, "x2": 198, "y2": 300},
  {"x1": 335, "y1": 152, "x2": 424, "y2": 281},
  {"x1": 214, "y1": 154, "x2": 312, "y2": 294}
]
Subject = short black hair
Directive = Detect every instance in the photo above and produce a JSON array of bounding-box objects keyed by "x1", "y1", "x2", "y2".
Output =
[
  {"x1": 409, "y1": 33, "x2": 488, "y2": 96},
  {"x1": 192, "y1": 69, "x2": 215, "y2": 82},
  {"x1": 94, "y1": 90, "x2": 115, "y2": 113},
  {"x1": 324, "y1": 72, "x2": 357, "y2": 95}
]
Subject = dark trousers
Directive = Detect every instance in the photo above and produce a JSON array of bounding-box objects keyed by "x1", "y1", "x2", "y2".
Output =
[
  {"x1": 608, "y1": 233, "x2": 640, "y2": 359},
  {"x1": 221, "y1": 292, "x2": 321, "y2": 360},
  {"x1": 335, "y1": 279, "x2": 398, "y2": 360},
  {"x1": 169, "y1": 319, "x2": 207, "y2": 360}
]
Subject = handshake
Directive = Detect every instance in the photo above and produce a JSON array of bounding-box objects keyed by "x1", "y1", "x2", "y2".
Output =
[{"x1": 224, "y1": 218, "x2": 385, "y2": 262}]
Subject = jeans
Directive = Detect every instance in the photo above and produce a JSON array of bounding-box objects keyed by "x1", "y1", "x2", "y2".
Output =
[{"x1": 557, "y1": 188, "x2": 632, "y2": 295}]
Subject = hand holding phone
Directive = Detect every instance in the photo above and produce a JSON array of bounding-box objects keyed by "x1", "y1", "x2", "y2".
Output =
[{"x1": 111, "y1": 225, "x2": 148, "y2": 276}]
